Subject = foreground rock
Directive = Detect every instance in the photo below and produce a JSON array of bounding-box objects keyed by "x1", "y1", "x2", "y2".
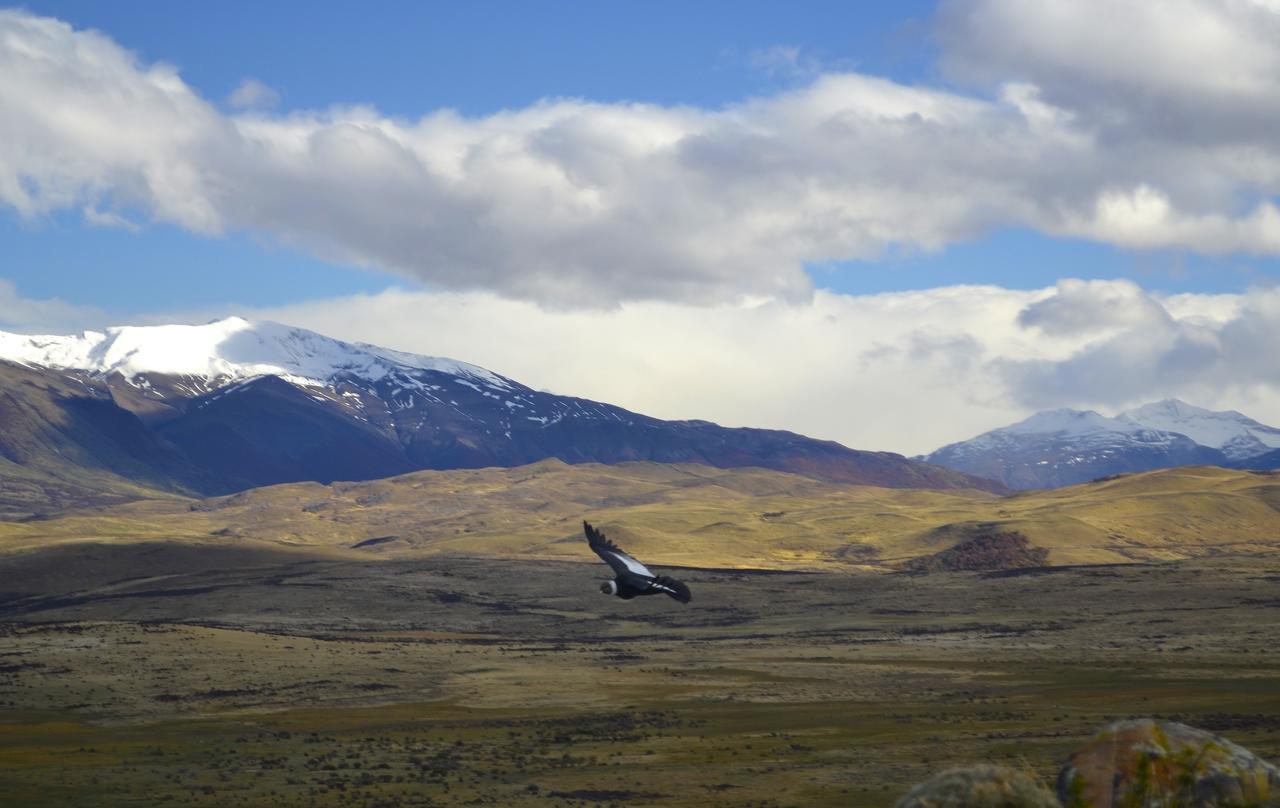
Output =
[
  {"x1": 897, "y1": 718, "x2": 1280, "y2": 807},
  {"x1": 1058, "y1": 719, "x2": 1280, "y2": 807},
  {"x1": 895, "y1": 764, "x2": 1060, "y2": 807}
]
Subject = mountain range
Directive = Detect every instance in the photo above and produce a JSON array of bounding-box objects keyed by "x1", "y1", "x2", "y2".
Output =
[
  {"x1": 922, "y1": 399, "x2": 1280, "y2": 489},
  {"x1": 0, "y1": 317, "x2": 998, "y2": 512}
]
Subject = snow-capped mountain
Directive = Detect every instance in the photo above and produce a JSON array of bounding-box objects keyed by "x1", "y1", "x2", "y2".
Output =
[
  {"x1": 922, "y1": 399, "x2": 1280, "y2": 489},
  {"x1": 0, "y1": 318, "x2": 1002, "y2": 497},
  {"x1": 0, "y1": 316, "x2": 506, "y2": 393},
  {"x1": 1117, "y1": 399, "x2": 1280, "y2": 461}
]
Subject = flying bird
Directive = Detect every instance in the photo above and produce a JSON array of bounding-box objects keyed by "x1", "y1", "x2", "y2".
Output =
[{"x1": 584, "y1": 521, "x2": 691, "y2": 604}]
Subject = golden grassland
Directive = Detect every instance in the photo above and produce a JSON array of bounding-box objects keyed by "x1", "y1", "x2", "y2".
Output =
[
  {"x1": 1, "y1": 461, "x2": 1278, "y2": 569},
  {"x1": 2, "y1": 553, "x2": 1279, "y2": 807},
  {"x1": 2, "y1": 461, "x2": 1280, "y2": 805}
]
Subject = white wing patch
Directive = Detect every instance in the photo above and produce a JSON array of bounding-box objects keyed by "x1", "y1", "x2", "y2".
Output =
[{"x1": 609, "y1": 551, "x2": 653, "y2": 577}]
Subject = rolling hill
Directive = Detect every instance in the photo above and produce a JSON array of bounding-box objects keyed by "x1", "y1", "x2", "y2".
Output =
[{"x1": 1, "y1": 461, "x2": 1276, "y2": 570}]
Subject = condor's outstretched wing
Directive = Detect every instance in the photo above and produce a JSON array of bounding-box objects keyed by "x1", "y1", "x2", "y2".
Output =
[
  {"x1": 648, "y1": 575, "x2": 692, "y2": 604},
  {"x1": 584, "y1": 521, "x2": 654, "y2": 578}
]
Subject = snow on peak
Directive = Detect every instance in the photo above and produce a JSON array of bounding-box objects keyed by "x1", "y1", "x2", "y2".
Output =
[
  {"x1": 0, "y1": 317, "x2": 510, "y2": 390},
  {"x1": 1118, "y1": 398, "x2": 1280, "y2": 457},
  {"x1": 1122, "y1": 398, "x2": 1215, "y2": 421},
  {"x1": 1002, "y1": 408, "x2": 1141, "y2": 437}
]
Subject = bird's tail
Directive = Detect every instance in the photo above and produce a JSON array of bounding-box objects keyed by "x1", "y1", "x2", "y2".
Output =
[{"x1": 654, "y1": 576, "x2": 692, "y2": 604}]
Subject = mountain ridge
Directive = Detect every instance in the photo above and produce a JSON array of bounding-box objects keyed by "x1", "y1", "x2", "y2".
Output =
[
  {"x1": 1117, "y1": 399, "x2": 1280, "y2": 460},
  {"x1": 0, "y1": 318, "x2": 1004, "y2": 500},
  {"x1": 924, "y1": 398, "x2": 1280, "y2": 489}
]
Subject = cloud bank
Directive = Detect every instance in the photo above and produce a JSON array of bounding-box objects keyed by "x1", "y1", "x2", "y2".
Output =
[
  {"x1": 232, "y1": 281, "x2": 1276, "y2": 455},
  {"x1": 1, "y1": 274, "x2": 1275, "y2": 454},
  {"x1": 5, "y1": 3, "x2": 1280, "y2": 307}
]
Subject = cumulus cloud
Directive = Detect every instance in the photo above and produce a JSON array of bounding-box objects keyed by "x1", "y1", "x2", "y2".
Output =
[
  {"x1": 6, "y1": 6, "x2": 1280, "y2": 307},
  {"x1": 938, "y1": 0, "x2": 1280, "y2": 250},
  {"x1": 1002, "y1": 281, "x2": 1280, "y2": 412},
  {"x1": 1017, "y1": 278, "x2": 1171, "y2": 336},
  {"x1": 938, "y1": 0, "x2": 1280, "y2": 148},
  {"x1": 0, "y1": 11, "x2": 227, "y2": 232}
]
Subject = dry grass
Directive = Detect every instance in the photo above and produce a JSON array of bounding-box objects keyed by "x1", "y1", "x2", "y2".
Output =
[
  {"x1": 2, "y1": 551, "x2": 1279, "y2": 806},
  {"x1": 2, "y1": 461, "x2": 1278, "y2": 569}
]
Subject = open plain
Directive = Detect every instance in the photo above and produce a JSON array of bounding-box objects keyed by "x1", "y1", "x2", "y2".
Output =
[{"x1": 2, "y1": 539, "x2": 1279, "y2": 806}]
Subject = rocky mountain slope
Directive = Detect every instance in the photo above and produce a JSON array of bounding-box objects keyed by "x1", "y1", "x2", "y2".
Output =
[
  {"x1": 0, "y1": 318, "x2": 1000, "y2": 499},
  {"x1": 0, "y1": 361, "x2": 204, "y2": 517}
]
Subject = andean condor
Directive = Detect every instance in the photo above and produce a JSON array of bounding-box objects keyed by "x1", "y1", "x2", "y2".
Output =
[{"x1": 584, "y1": 520, "x2": 691, "y2": 604}]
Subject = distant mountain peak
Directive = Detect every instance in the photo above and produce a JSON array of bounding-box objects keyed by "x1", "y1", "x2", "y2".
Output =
[
  {"x1": 1124, "y1": 398, "x2": 1214, "y2": 419},
  {"x1": 0, "y1": 318, "x2": 509, "y2": 390},
  {"x1": 1118, "y1": 398, "x2": 1280, "y2": 460},
  {"x1": 1003, "y1": 408, "x2": 1130, "y2": 436},
  {"x1": 925, "y1": 398, "x2": 1280, "y2": 488}
]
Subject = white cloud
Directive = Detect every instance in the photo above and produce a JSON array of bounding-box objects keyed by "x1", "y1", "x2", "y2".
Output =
[
  {"x1": 0, "y1": 279, "x2": 111, "y2": 333},
  {"x1": 0, "y1": 11, "x2": 225, "y2": 232},
  {"x1": 227, "y1": 78, "x2": 280, "y2": 110},
  {"x1": 1002, "y1": 281, "x2": 1280, "y2": 413},
  {"x1": 1017, "y1": 278, "x2": 1171, "y2": 336},
  {"x1": 6, "y1": 6, "x2": 1280, "y2": 308},
  {"x1": 939, "y1": 0, "x2": 1280, "y2": 143},
  {"x1": 938, "y1": 0, "x2": 1280, "y2": 248}
]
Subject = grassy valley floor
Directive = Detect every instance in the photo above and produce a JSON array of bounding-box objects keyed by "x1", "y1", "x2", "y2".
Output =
[{"x1": 1, "y1": 548, "x2": 1278, "y2": 806}]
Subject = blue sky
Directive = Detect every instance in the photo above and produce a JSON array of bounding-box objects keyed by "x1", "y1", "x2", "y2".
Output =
[
  {"x1": 23, "y1": 1, "x2": 940, "y2": 113},
  {"x1": 6, "y1": 0, "x2": 1279, "y2": 318}
]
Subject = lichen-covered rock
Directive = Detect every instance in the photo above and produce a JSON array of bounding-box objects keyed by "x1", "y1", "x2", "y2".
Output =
[
  {"x1": 896, "y1": 764, "x2": 1061, "y2": 807},
  {"x1": 1057, "y1": 718, "x2": 1280, "y2": 807}
]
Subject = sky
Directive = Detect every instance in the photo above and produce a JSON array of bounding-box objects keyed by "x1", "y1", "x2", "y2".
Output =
[{"x1": 4, "y1": 0, "x2": 1280, "y2": 454}]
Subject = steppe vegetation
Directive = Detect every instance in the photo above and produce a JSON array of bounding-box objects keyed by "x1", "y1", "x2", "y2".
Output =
[
  {"x1": 1, "y1": 461, "x2": 1279, "y2": 805},
  {"x1": 2, "y1": 548, "x2": 1279, "y2": 805},
  {"x1": 2, "y1": 461, "x2": 1279, "y2": 569}
]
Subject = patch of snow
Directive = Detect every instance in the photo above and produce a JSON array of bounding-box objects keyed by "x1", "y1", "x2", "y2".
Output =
[
  {"x1": 0, "y1": 316, "x2": 515, "y2": 394},
  {"x1": 1001, "y1": 408, "x2": 1145, "y2": 437},
  {"x1": 1118, "y1": 398, "x2": 1280, "y2": 459}
]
